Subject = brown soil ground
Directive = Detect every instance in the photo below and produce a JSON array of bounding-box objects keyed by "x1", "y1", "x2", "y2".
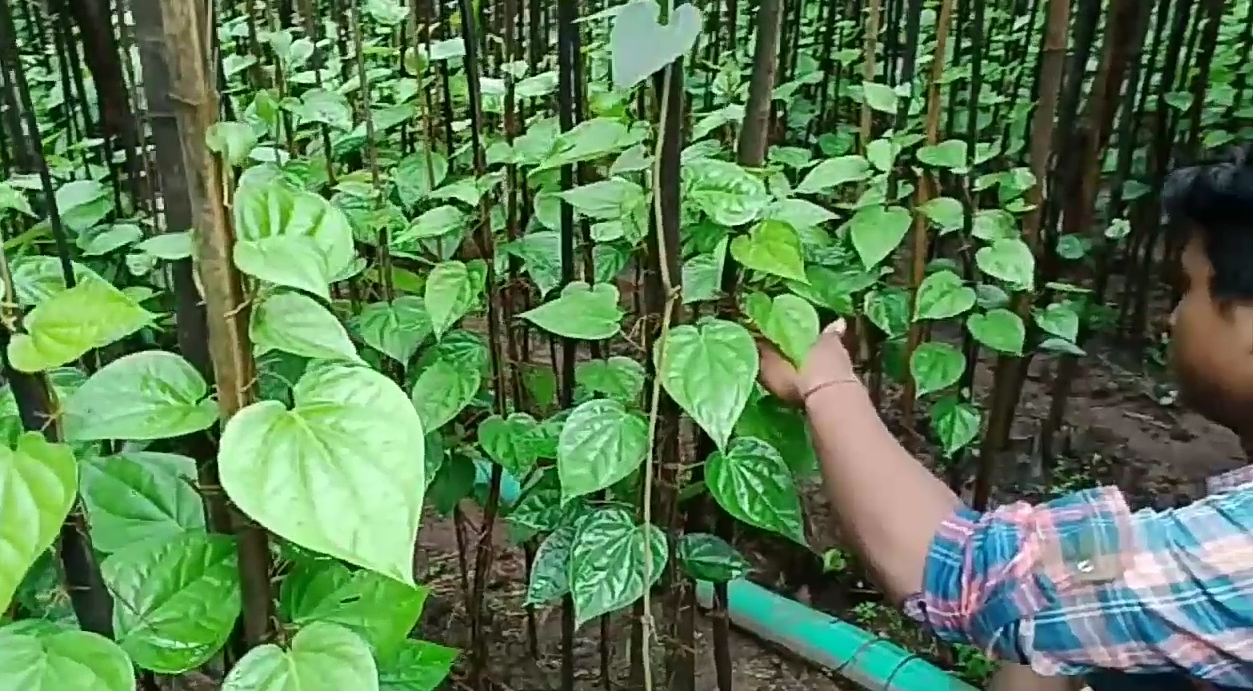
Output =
[{"x1": 409, "y1": 329, "x2": 1247, "y2": 691}]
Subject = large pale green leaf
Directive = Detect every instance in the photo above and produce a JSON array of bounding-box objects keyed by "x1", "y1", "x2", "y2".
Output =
[
  {"x1": 233, "y1": 180, "x2": 357, "y2": 300},
  {"x1": 354, "y1": 297, "x2": 432, "y2": 365},
  {"x1": 658, "y1": 319, "x2": 757, "y2": 449},
  {"x1": 568, "y1": 507, "x2": 666, "y2": 627},
  {"x1": 0, "y1": 433, "x2": 77, "y2": 611},
  {"x1": 377, "y1": 639, "x2": 458, "y2": 691},
  {"x1": 251, "y1": 291, "x2": 363, "y2": 364},
  {"x1": 519, "y1": 282, "x2": 623, "y2": 340},
  {"x1": 80, "y1": 451, "x2": 205, "y2": 553},
  {"x1": 220, "y1": 363, "x2": 425, "y2": 583},
  {"x1": 61, "y1": 351, "x2": 217, "y2": 442},
  {"x1": 729, "y1": 220, "x2": 807, "y2": 282},
  {"x1": 0, "y1": 629, "x2": 133, "y2": 691},
  {"x1": 557, "y1": 399, "x2": 647, "y2": 502},
  {"x1": 222, "y1": 623, "x2": 377, "y2": 691},
  {"x1": 102, "y1": 533, "x2": 241, "y2": 673},
  {"x1": 8, "y1": 278, "x2": 154, "y2": 373},
  {"x1": 608, "y1": 0, "x2": 702, "y2": 90},
  {"x1": 706, "y1": 437, "x2": 805, "y2": 544},
  {"x1": 280, "y1": 561, "x2": 428, "y2": 657}
]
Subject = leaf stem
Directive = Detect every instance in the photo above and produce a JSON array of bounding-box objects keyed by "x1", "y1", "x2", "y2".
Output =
[{"x1": 641, "y1": 51, "x2": 677, "y2": 691}]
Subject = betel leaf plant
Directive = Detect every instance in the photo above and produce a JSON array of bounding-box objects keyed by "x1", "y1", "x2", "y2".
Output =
[{"x1": 0, "y1": 0, "x2": 1246, "y2": 688}]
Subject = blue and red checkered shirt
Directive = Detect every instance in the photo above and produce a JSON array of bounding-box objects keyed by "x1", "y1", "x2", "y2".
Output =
[{"x1": 911, "y1": 466, "x2": 1253, "y2": 688}]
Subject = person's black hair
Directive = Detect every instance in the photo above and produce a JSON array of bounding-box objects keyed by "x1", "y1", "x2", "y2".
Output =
[{"x1": 1162, "y1": 143, "x2": 1253, "y2": 300}]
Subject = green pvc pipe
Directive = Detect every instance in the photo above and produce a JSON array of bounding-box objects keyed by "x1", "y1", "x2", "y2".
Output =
[{"x1": 472, "y1": 462, "x2": 977, "y2": 691}]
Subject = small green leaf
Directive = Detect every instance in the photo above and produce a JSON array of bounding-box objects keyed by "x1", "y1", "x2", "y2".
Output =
[
  {"x1": 424, "y1": 260, "x2": 481, "y2": 339},
  {"x1": 743, "y1": 293, "x2": 819, "y2": 366},
  {"x1": 847, "y1": 205, "x2": 910, "y2": 269},
  {"x1": 976, "y1": 238, "x2": 1034, "y2": 290},
  {"x1": 568, "y1": 507, "x2": 667, "y2": 627},
  {"x1": 861, "y1": 82, "x2": 899, "y2": 113},
  {"x1": 222, "y1": 623, "x2": 377, "y2": 691},
  {"x1": 557, "y1": 399, "x2": 648, "y2": 502},
  {"x1": 519, "y1": 282, "x2": 624, "y2": 340},
  {"x1": 279, "y1": 560, "x2": 429, "y2": 657},
  {"x1": 354, "y1": 297, "x2": 432, "y2": 365},
  {"x1": 706, "y1": 437, "x2": 806, "y2": 544},
  {"x1": 919, "y1": 196, "x2": 964, "y2": 232},
  {"x1": 61, "y1": 351, "x2": 217, "y2": 442},
  {"x1": 560, "y1": 178, "x2": 646, "y2": 219},
  {"x1": 914, "y1": 270, "x2": 976, "y2": 321},
  {"x1": 729, "y1": 219, "x2": 807, "y2": 282},
  {"x1": 795, "y1": 155, "x2": 872, "y2": 194},
  {"x1": 251, "y1": 292, "x2": 363, "y2": 364},
  {"x1": 967, "y1": 308, "x2": 1026, "y2": 355},
  {"x1": 410, "y1": 353, "x2": 481, "y2": 431},
  {"x1": 233, "y1": 180, "x2": 357, "y2": 300},
  {"x1": 608, "y1": 0, "x2": 703, "y2": 91},
  {"x1": 478, "y1": 413, "x2": 540, "y2": 477},
  {"x1": 0, "y1": 630, "x2": 134, "y2": 691},
  {"x1": 103, "y1": 533, "x2": 241, "y2": 673},
  {"x1": 1034, "y1": 302, "x2": 1080, "y2": 342},
  {"x1": 0, "y1": 433, "x2": 77, "y2": 612},
  {"x1": 930, "y1": 396, "x2": 980, "y2": 457},
  {"x1": 377, "y1": 639, "x2": 458, "y2": 691},
  {"x1": 677, "y1": 533, "x2": 752, "y2": 582},
  {"x1": 8, "y1": 278, "x2": 154, "y2": 373},
  {"x1": 80, "y1": 452, "x2": 205, "y2": 553},
  {"x1": 575, "y1": 356, "x2": 646, "y2": 404},
  {"x1": 909, "y1": 342, "x2": 965, "y2": 397},
  {"x1": 524, "y1": 525, "x2": 574, "y2": 605},
  {"x1": 658, "y1": 319, "x2": 758, "y2": 449},
  {"x1": 916, "y1": 140, "x2": 968, "y2": 170}
]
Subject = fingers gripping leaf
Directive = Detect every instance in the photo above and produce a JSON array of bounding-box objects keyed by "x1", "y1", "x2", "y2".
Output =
[
  {"x1": 658, "y1": 319, "x2": 758, "y2": 449},
  {"x1": 0, "y1": 433, "x2": 78, "y2": 611},
  {"x1": 220, "y1": 363, "x2": 425, "y2": 584}
]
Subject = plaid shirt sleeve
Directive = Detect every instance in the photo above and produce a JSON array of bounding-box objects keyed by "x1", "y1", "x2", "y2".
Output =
[{"x1": 908, "y1": 477, "x2": 1253, "y2": 686}]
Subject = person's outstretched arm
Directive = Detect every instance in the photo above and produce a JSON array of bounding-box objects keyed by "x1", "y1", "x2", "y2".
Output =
[{"x1": 758, "y1": 320, "x2": 1253, "y2": 686}]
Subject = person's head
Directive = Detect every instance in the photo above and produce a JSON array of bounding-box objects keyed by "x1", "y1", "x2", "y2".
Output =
[{"x1": 1163, "y1": 145, "x2": 1253, "y2": 438}]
